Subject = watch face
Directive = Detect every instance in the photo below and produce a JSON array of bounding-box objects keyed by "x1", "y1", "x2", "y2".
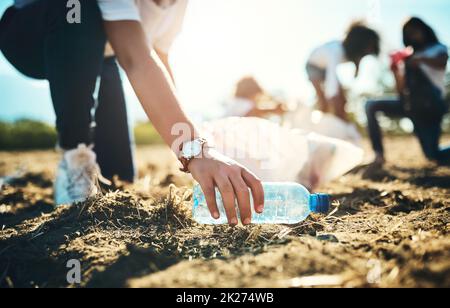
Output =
[{"x1": 182, "y1": 140, "x2": 202, "y2": 158}]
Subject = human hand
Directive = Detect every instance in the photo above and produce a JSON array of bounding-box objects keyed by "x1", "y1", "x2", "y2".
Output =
[
  {"x1": 274, "y1": 103, "x2": 287, "y2": 115},
  {"x1": 188, "y1": 149, "x2": 265, "y2": 226},
  {"x1": 390, "y1": 47, "x2": 414, "y2": 72}
]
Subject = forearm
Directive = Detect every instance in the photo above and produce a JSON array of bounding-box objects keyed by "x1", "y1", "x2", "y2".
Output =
[
  {"x1": 126, "y1": 56, "x2": 198, "y2": 153},
  {"x1": 329, "y1": 92, "x2": 348, "y2": 121},
  {"x1": 155, "y1": 49, "x2": 175, "y2": 84},
  {"x1": 104, "y1": 21, "x2": 193, "y2": 154},
  {"x1": 103, "y1": 20, "x2": 265, "y2": 225},
  {"x1": 245, "y1": 107, "x2": 280, "y2": 118},
  {"x1": 311, "y1": 80, "x2": 329, "y2": 113},
  {"x1": 393, "y1": 70, "x2": 405, "y2": 95},
  {"x1": 245, "y1": 108, "x2": 264, "y2": 117}
]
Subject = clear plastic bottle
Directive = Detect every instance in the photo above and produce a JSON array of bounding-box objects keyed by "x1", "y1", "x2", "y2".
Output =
[{"x1": 192, "y1": 182, "x2": 331, "y2": 225}]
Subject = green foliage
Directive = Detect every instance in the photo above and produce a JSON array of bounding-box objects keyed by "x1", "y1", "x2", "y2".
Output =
[
  {"x1": 133, "y1": 122, "x2": 164, "y2": 146},
  {"x1": 0, "y1": 120, "x2": 58, "y2": 150},
  {"x1": 0, "y1": 120, "x2": 164, "y2": 151}
]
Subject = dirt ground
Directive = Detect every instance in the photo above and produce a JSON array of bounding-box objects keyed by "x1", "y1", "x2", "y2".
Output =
[{"x1": 0, "y1": 137, "x2": 449, "y2": 288}]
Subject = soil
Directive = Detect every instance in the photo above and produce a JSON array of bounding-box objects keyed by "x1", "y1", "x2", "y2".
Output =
[{"x1": 0, "y1": 138, "x2": 449, "y2": 288}]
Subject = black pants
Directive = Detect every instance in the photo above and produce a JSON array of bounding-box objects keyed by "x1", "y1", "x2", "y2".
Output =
[
  {"x1": 0, "y1": 0, "x2": 135, "y2": 181},
  {"x1": 366, "y1": 98, "x2": 450, "y2": 163}
]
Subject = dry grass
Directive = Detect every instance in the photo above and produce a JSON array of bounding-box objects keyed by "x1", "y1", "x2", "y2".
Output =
[{"x1": 0, "y1": 137, "x2": 449, "y2": 288}]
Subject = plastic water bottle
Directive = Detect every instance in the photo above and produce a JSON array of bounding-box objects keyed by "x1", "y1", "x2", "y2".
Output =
[{"x1": 192, "y1": 182, "x2": 331, "y2": 225}]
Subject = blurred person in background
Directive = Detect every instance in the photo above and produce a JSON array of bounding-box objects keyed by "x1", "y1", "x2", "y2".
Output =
[
  {"x1": 365, "y1": 17, "x2": 449, "y2": 165},
  {"x1": 306, "y1": 22, "x2": 380, "y2": 121},
  {"x1": 225, "y1": 76, "x2": 286, "y2": 118},
  {"x1": 207, "y1": 77, "x2": 364, "y2": 191},
  {"x1": 0, "y1": 0, "x2": 265, "y2": 226}
]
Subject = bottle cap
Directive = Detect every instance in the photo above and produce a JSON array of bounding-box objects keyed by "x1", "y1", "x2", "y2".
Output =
[{"x1": 309, "y1": 194, "x2": 331, "y2": 214}]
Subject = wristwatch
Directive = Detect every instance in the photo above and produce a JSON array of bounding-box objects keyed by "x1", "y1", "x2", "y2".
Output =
[{"x1": 178, "y1": 138, "x2": 209, "y2": 173}]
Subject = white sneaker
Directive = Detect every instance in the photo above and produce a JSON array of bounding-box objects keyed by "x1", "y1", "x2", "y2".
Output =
[{"x1": 54, "y1": 144, "x2": 102, "y2": 206}]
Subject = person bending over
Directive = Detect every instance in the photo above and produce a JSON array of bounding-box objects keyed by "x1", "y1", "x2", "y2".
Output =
[
  {"x1": 306, "y1": 22, "x2": 380, "y2": 121},
  {"x1": 0, "y1": 0, "x2": 264, "y2": 226}
]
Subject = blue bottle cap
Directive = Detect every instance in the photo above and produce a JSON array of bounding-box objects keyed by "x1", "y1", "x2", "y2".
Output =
[{"x1": 309, "y1": 194, "x2": 331, "y2": 214}]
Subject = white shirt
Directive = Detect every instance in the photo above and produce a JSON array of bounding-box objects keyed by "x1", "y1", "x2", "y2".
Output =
[
  {"x1": 307, "y1": 40, "x2": 347, "y2": 99},
  {"x1": 14, "y1": 0, "x2": 187, "y2": 53},
  {"x1": 98, "y1": 0, "x2": 188, "y2": 53},
  {"x1": 415, "y1": 43, "x2": 448, "y2": 97},
  {"x1": 225, "y1": 98, "x2": 255, "y2": 117}
]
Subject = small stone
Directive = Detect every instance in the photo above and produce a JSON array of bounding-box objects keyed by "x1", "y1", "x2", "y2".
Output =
[{"x1": 317, "y1": 234, "x2": 339, "y2": 243}]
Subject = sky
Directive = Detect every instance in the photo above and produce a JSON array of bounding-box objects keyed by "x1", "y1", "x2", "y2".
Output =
[{"x1": 1, "y1": 0, "x2": 450, "y2": 124}]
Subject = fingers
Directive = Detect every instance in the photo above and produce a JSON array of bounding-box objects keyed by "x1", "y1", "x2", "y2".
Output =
[
  {"x1": 229, "y1": 171, "x2": 252, "y2": 225},
  {"x1": 190, "y1": 152, "x2": 264, "y2": 226},
  {"x1": 242, "y1": 169, "x2": 265, "y2": 214},
  {"x1": 214, "y1": 175, "x2": 238, "y2": 226},
  {"x1": 199, "y1": 180, "x2": 219, "y2": 220}
]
